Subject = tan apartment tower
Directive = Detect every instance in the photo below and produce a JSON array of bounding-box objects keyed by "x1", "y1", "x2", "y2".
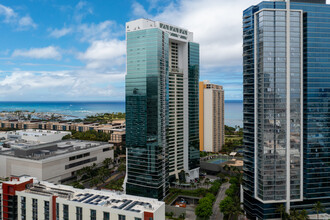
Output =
[{"x1": 199, "y1": 80, "x2": 225, "y2": 152}]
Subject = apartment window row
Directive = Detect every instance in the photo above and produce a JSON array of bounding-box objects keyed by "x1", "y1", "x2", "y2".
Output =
[
  {"x1": 69, "y1": 152, "x2": 90, "y2": 161},
  {"x1": 32, "y1": 198, "x2": 38, "y2": 220},
  {"x1": 65, "y1": 157, "x2": 97, "y2": 169},
  {"x1": 103, "y1": 147, "x2": 111, "y2": 152}
]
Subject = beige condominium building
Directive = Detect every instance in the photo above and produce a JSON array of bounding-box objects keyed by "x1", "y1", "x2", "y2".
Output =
[{"x1": 199, "y1": 80, "x2": 225, "y2": 152}]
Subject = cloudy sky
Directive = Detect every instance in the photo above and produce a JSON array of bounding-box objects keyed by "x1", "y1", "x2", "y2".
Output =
[{"x1": 0, "y1": 0, "x2": 304, "y2": 101}]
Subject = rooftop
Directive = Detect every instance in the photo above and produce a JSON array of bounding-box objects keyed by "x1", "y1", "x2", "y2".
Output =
[
  {"x1": 0, "y1": 139, "x2": 112, "y2": 160},
  {"x1": 4, "y1": 129, "x2": 70, "y2": 137},
  {"x1": 2, "y1": 177, "x2": 163, "y2": 213}
]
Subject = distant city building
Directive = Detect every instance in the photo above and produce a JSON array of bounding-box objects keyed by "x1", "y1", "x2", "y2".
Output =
[
  {"x1": 243, "y1": 0, "x2": 330, "y2": 219},
  {"x1": 0, "y1": 176, "x2": 164, "y2": 220},
  {"x1": 125, "y1": 18, "x2": 200, "y2": 200},
  {"x1": 199, "y1": 80, "x2": 225, "y2": 152},
  {"x1": 0, "y1": 129, "x2": 71, "y2": 143},
  {"x1": 109, "y1": 128, "x2": 126, "y2": 150},
  {"x1": 0, "y1": 139, "x2": 113, "y2": 184},
  {"x1": 0, "y1": 119, "x2": 125, "y2": 134}
]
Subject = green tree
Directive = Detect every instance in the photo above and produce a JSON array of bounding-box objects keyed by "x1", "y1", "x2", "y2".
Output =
[
  {"x1": 89, "y1": 177, "x2": 100, "y2": 187},
  {"x1": 289, "y1": 209, "x2": 300, "y2": 220},
  {"x1": 195, "y1": 197, "x2": 213, "y2": 219},
  {"x1": 313, "y1": 201, "x2": 325, "y2": 220},
  {"x1": 299, "y1": 210, "x2": 310, "y2": 220},
  {"x1": 98, "y1": 167, "x2": 109, "y2": 183},
  {"x1": 118, "y1": 163, "x2": 126, "y2": 173},
  {"x1": 204, "y1": 178, "x2": 210, "y2": 189},
  {"x1": 220, "y1": 196, "x2": 242, "y2": 220},
  {"x1": 276, "y1": 204, "x2": 286, "y2": 220},
  {"x1": 103, "y1": 158, "x2": 113, "y2": 169}
]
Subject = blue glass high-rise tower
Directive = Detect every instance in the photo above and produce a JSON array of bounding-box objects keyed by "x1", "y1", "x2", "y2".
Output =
[
  {"x1": 243, "y1": 0, "x2": 330, "y2": 219},
  {"x1": 125, "y1": 19, "x2": 200, "y2": 200}
]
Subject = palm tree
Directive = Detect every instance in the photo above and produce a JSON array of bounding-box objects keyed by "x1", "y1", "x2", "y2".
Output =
[
  {"x1": 204, "y1": 178, "x2": 210, "y2": 189},
  {"x1": 103, "y1": 158, "x2": 113, "y2": 169},
  {"x1": 313, "y1": 201, "x2": 325, "y2": 220},
  {"x1": 98, "y1": 167, "x2": 109, "y2": 183},
  {"x1": 223, "y1": 164, "x2": 231, "y2": 174},
  {"x1": 276, "y1": 204, "x2": 286, "y2": 220},
  {"x1": 299, "y1": 210, "x2": 310, "y2": 220},
  {"x1": 289, "y1": 209, "x2": 300, "y2": 220}
]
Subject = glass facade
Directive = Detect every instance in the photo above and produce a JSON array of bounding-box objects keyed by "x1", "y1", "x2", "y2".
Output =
[
  {"x1": 188, "y1": 42, "x2": 200, "y2": 170},
  {"x1": 243, "y1": 1, "x2": 330, "y2": 219},
  {"x1": 126, "y1": 19, "x2": 200, "y2": 200},
  {"x1": 254, "y1": 9, "x2": 302, "y2": 202},
  {"x1": 126, "y1": 28, "x2": 170, "y2": 200}
]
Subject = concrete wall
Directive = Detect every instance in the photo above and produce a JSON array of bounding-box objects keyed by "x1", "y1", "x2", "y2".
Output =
[
  {"x1": 204, "y1": 89, "x2": 213, "y2": 152},
  {"x1": 0, "y1": 146, "x2": 114, "y2": 184}
]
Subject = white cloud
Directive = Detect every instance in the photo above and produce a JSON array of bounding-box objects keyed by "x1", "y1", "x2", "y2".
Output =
[
  {"x1": 78, "y1": 39, "x2": 126, "y2": 70},
  {"x1": 77, "y1": 20, "x2": 122, "y2": 42},
  {"x1": 0, "y1": 4, "x2": 37, "y2": 30},
  {"x1": 136, "y1": 0, "x2": 261, "y2": 68},
  {"x1": 0, "y1": 4, "x2": 15, "y2": 23},
  {"x1": 0, "y1": 70, "x2": 125, "y2": 100},
  {"x1": 12, "y1": 46, "x2": 62, "y2": 60},
  {"x1": 132, "y1": 2, "x2": 150, "y2": 18},
  {"x1": 74, "y1": 1, "x2": 93, "y2": 23},
  {"x1": 49, "y1": 27, "x2": 73, "y2": 38},
  {"x1": 18, "y1": 15, "x2": 37, "y2": 29}
]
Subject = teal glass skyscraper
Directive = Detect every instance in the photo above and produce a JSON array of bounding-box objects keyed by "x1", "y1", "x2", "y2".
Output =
[
  {"x1": 125, "y1": 19, "x2": 200, "y2": 200},
  {"x1": 243, "y1": 0, "x2": 330, "y2": 219}
]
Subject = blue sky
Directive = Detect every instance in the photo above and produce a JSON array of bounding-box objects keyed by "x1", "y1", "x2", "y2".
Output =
[{"x1": 0, "y1": 0, "x2": 270, "y2": 101}]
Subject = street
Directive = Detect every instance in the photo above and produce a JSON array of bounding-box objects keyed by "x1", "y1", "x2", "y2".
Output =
[{"x1": 210, "y1": 182, "x2": 230, "y2": 220}]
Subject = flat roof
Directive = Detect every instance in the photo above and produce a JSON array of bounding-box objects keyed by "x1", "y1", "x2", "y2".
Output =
[
  {"x1": 0, "y1": 140, "x2": 112, "y2": 160},
  {"x1": 5, "y1": 177, "x2": 163, "y2": 213},
  {"x1": 6, "y1": 129, "x2": 70, "y2": 137}
]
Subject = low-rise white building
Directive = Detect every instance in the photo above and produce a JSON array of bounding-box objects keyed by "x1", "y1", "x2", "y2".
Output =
[
  {"x1": 0, "y1": 177, "x2": 164, "y2": 220},
  {"x1": 0, "y1": 129, "x2": 71, "y2": 143},
  {"x1": 0, "y1": 140, "x2": 114, "y2": 184}
]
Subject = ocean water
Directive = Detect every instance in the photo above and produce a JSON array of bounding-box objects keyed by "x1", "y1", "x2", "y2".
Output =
[{"x1": 0, "y1": 100, "x2": 243, "y2": 127}]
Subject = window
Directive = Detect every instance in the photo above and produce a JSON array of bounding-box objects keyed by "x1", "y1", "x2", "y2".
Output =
[
  {"x1": 90, "y1": 209, "x2": 96, "y2": 220},
  {"x1": 21, "y1": 197, "x2": 26, "y2": 220},
  {"x1": 32, "y1": 199, "x2": 38, "y2": 220},
  {"x1": 44, "y1": 201, "x2": 50, "y2": 220},
  {"x1": 103, "y1": 212, "x2": 110, "y2": 220},
  {"x1": 118, "y1": 215, "x2": 126, "y2": 220},
  {"x1": 135, "y1": 218, "x2": 142, "y2": 220},
  {"x1": 76, "y1": 207, "x2": 83, "y2": 220},
  {"x1": 63, "y1": 204, "x2": 69, "y2": 220},
  {"x1": 56, "y1": 203, "x2": 59, "y2": 220},
  {"x1": 65, "y1": 157, "x2": 97, "y2": 169},
  {"x1": 103, "y1": 147, "x2": 110, "y2": 152}
]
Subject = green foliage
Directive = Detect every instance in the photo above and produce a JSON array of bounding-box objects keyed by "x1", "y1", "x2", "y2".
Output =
[
  {"x1": 229, "y1": 176, "x2": 239, "y2": 185},
  {"x1": 70, "y1": 130, "x2": 111, "y2": 142},
  {"x1": 219, "y1": 196, "x2": 242, "y2": 220},
  {"x1": 178, "y1": 170, "x2": 186, "y2": 183},
  {"x1": 118, "y1": 163, "x2": 126, "y2": 173},
  {"x1": 62, "y1": 134, "x2": 71, "y2": 140},
  {"x1": 225, "y1": 125, "x2": 236, "y2": 135},
  {"x1": 195, "y1": 196, "x2": 213, "y2": 218},
  {"x1": 200, "y1": 151, "x2": 208, "y2": 158},
  {"x1": 225, "y1": 186, "x2": 236, "y2": 197},
  {"x1": 105, "y1": 177, "x2": 124, "y2": 191},
  {"x1": 72, "y1": 181, "x2": 85, "y2": 189},
  {"x1": 209, "y1": 180, "x2": 221, "y2": 195},
  {"x1": 219, "y1": 177, "x2": 242, "y2": 220},
  {"x1": 205, "y1": 193, "x2": 216, "y2": 203},
  {"x1": 313, "y1": 201, "x2": 325, "y2": 220},
  {"x1": 84, "y1": 112, "x2": 125, "y2": 124}
]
